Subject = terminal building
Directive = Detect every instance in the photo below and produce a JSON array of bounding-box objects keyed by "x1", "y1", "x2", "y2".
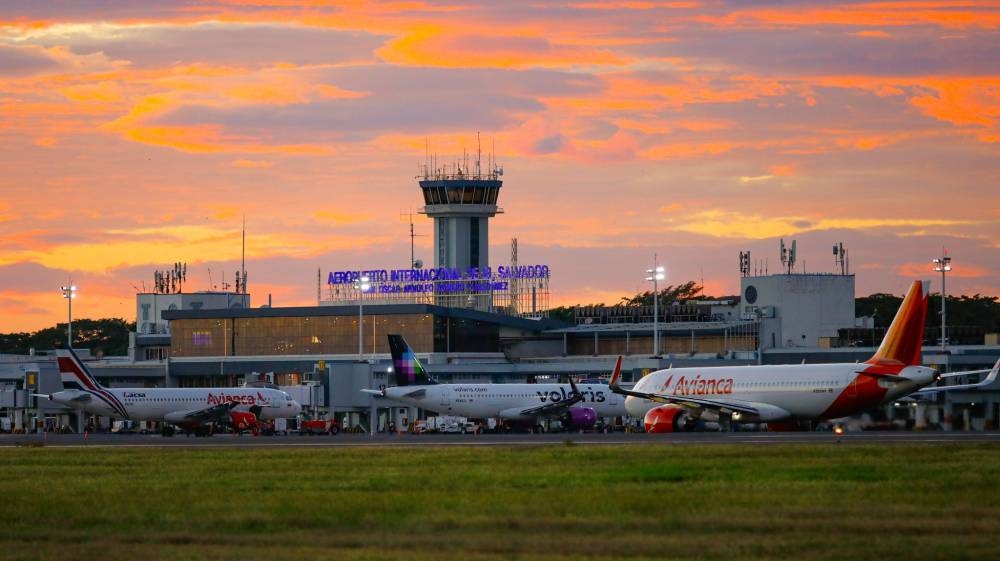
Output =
[{"x1": 3, "y1": 161, "x2": 999, "y2": 434}]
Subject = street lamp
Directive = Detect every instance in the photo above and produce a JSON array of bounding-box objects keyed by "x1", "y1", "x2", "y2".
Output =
[
  {"x1": 932, "y1": 254, "x2": 952, "y2": 351},
  {"x1": 645, "y1": 255, "x2": 665, "y2": 357},
  {"x1": 60, "y1": 283, "x2": 77, "y2": 349},
  {"x1": 354, "y1": 274, "x2": 370, "y2": 358}
]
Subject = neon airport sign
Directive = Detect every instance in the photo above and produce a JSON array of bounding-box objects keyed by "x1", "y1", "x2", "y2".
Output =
[{"x1": 328, "y1": 265, "x2": 550, "y2": 295}]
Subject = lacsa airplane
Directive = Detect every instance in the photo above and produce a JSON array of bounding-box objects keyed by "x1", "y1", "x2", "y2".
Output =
[
  {"x1": 38, "y1": 348, "x2": 302, "y2": 436},
  {"x1": 366, "y1": 335, "x2": 626, "y2": 431},
  {"x1": 610, "y1": 279, "x2": 999, "y2": 432}
]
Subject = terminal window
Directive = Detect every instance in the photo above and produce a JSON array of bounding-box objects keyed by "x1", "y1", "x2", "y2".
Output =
[{"x1": 192, "y1": 330, "x2": 212, "y2": 347}]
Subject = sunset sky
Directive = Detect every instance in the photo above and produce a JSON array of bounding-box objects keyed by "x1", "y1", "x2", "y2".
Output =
[{"x1": 1, "y1": 1, "x2": 998, "y2": 333}]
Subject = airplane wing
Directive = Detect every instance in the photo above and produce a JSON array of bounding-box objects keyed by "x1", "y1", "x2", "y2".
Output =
[
  {"x1": 165, "y1": 401, "x2": 241, "y2": 424},
  {"x1": 512, "y1": 379, "x2": 585, "y2": 417},
  {"x1": 914, "y1": 359, "x2": 999, "y2": 394}
]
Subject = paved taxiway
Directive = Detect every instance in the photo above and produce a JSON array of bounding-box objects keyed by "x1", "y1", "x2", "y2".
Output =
[{"x1": 3, "y1": 430, "x2": 999, "y2": 448}]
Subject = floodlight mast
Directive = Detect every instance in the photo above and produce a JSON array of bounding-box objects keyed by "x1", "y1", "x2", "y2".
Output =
[
  {"x1": 354, "y1": 274, "x2": 371, "y2": 358},
  {"x1": 646, "y1": 255, "x2": 666, "y2": 357},
  {"x1": 60, "y1": 283, "x2": 77, "y2": 348},
  {"x1": 932, "y1": 253, "x2": 952, "y2": 352}
]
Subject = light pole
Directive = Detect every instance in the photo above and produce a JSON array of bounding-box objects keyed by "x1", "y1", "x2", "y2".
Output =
[
  {"x1": 354, "y1": 274, "x2": 370, "y2": 359},
  {"x1": 932, "y1": 254, "x2": 952, "y2": 351},
  {"x1": 646, "y1": 255, "x2": 665, "y2": 357},
  {"x1": 60, "y1": 283, "x2": 77, "y2": 349}
]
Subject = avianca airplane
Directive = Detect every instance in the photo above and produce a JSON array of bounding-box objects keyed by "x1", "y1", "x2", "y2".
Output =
[
  {"x1": 366, "y1": 334, "x2": 627, "y2": 430},
  {"x1": 38, "y1": 348, "x2": 302, "y2": 436},
  {"x1": 610, "y1": 279, "x2": 999, "y2": 432}
]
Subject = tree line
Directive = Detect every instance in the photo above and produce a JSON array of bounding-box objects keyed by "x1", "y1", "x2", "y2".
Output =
[
  {"x1": 0, "y1": 318, "x2": 135, "y2": 357},
  {"x1": 550, "y1": 282, "x2": 1000, "y2": 345},
  {"x1": 1, "y1": 286, "x2": 998, "y2": 356}
]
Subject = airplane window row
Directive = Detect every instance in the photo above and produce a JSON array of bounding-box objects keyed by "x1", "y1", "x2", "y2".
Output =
[
  {"x1": 736, "y1": 380, "x2": 836, "y2": 390},
  {"x1": 126, "y1": 397, "x2": 224, "y2": 402}
]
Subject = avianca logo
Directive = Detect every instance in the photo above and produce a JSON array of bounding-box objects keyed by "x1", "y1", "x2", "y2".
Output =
[
  {"x1": 662, "y1": 374, "x2": 734, "y2": 396},
  {"x1": 207, "y1": 392, "x2": 268, "y2": 406}
]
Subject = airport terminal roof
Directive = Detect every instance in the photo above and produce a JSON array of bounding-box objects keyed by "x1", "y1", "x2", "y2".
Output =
[{"x1": 161, "y1": 303, "x2": 571, "y2": 332}]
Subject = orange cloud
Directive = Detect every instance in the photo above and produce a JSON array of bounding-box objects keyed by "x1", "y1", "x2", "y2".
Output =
[
  {"x1": 768, "y1": 164, "x2": 796, "y2": 176},
  {"x1": 207, "y1": 204, "x2": 243, "y2": 220},
  {"x1": 378, "y1": 24, "x2": 629, "y2": 69},
  {"x1": 225, "y1": 82, "x2": 310, "y2": 105},
  {"x1": 910, "y1": 78, "x2": 1000, "y2": 127},
  {"x1": 850, "y1": 29, "x2": 892, "y2": 38},
  {"x1": 231, "y1": 158, "x2": 274, "y2": 168},
  {"x1": 659, "y1": 202, "x2": 683, "y2": 214},
  {"x1": 643, "y1": 141, "x2": 736, "y2": 159},
  {"x1": 670, "y1": 211, "x2": 974, "y2": 240},
  {"x1": 105, "y1": 95, "x2": 333, "y2": 154},
  {"x1": 314, "y1": 84, "x2": 369, "y2": 100},
  {"x1": 898, "y1": 261, "x2": 989, "y2": 279},
  {"x1": 313, "y1": 209, "x2": 369, "y2": 225},
  {"x1": 703, "y1": 3, "x2": 1000, "y2": 30},
  {"x1": 0, "y1": 225, "x2": 363, "y2": 274},
  {"x1": 58, "y1": 81, "x2": 124, "y2": 103},
  {"x1": 571, "y1": 2, "x2": 702, "y2": 9}
]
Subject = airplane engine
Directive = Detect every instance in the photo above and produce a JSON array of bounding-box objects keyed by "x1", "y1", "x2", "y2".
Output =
[
  {"x1": 562, "y1": 407, "x2": 597, "y2": 429},
  {"x1": 230, "y1": 411, "x2": 258, "y2": 432},
  {"x1": 644, "y1": 405, "x2": 688, "y2": 433}
]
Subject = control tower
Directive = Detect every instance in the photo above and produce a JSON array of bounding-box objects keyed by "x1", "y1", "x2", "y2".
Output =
[{"x1": 418, "y1": 151, "x2": 503, "y2": 272}]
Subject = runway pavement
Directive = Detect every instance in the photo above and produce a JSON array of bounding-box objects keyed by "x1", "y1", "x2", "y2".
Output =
[{"x1": 3, "y1": 429, "x2": 999, "y2": 448}]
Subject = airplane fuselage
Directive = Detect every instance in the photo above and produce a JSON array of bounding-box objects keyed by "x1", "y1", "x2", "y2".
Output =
[
  {"x1": 48, "y1": 387, "x2": 301, "y2": 422},
  {"x1": 625, "y1": 362, "x2": 938, "y2": 421},
  {"x1": 384, "y1": 382, "x2": 626, "y2": 420}
]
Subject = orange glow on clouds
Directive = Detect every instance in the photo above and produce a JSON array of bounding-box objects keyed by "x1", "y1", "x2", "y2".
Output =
[
  {"x1": 672, "y1": 211, "x2": 974, "y2": 240},
  {"x1": 706, "y1": 3, "x2": 1000, "y2": 30},
  {"x1": 105, "y1": 95, "x2": 332, "y2": 154},
  {"x1": 378, "y1": 24, "x2": 628, "y2": 69},
  {"x1": 0, "y1": 1, "x2": 998, "y2": 331}
]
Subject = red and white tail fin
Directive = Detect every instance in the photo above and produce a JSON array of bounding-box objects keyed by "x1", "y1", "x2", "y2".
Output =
[
  {"x1": 56, "y1": 348, "x2": 129, "y2": 417},
  {"x1": 56, "y1": 348, "x2": 106, "y2": 392},
  {"x1": 866, "y1": 280, "x2": 930, "y2": 368}
]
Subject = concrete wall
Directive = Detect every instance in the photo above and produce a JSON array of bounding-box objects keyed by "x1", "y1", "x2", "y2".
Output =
[{"x1": 740, "y1": 274, "x2": 854, "y2": 348}]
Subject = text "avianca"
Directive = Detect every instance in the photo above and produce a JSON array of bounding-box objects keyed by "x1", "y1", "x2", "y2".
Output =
[{"x1": 663, "y1": 374, "x2": 735, "y2": 396}]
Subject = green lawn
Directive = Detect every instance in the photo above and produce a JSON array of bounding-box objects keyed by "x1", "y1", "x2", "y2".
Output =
[{"x1": 1, "y1": 444, "x2": 998, "y2": 560}]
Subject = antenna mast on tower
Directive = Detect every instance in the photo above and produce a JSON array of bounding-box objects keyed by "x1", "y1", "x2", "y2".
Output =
[{"x1": 400, "y1": 209, "x2": 426, "y2": 268}]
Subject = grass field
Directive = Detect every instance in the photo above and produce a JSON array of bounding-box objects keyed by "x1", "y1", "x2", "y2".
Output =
[{"x1": 1, "y1": 443, "x2": 998, "y2": 561}]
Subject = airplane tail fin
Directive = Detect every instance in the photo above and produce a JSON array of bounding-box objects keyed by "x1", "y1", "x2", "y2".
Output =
[
  {"x1": 866, "y1": 280, "x2": 930, "y2": 368},
  {"x1": 56, "y1": 348, "x2": 107, "y2": 392},
  {"x1": 387, "y1": 334, "x2": 437, "y2": 386}
]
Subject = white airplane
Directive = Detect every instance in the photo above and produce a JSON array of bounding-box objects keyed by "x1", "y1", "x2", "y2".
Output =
[
  {"x1": 610, "y1": 279, "x2": 999, "y2": 432},
  {"x1": 366, "y1": 334, "x2": 627, "y2": 431},
  {"x1": 38, "y1": 348, "x2": 302, "y2": 436}
]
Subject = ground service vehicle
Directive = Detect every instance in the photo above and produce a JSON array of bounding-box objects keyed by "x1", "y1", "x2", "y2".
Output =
[{"x1": 300, "y1": 419, "x2": 340, "y2": 435}]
